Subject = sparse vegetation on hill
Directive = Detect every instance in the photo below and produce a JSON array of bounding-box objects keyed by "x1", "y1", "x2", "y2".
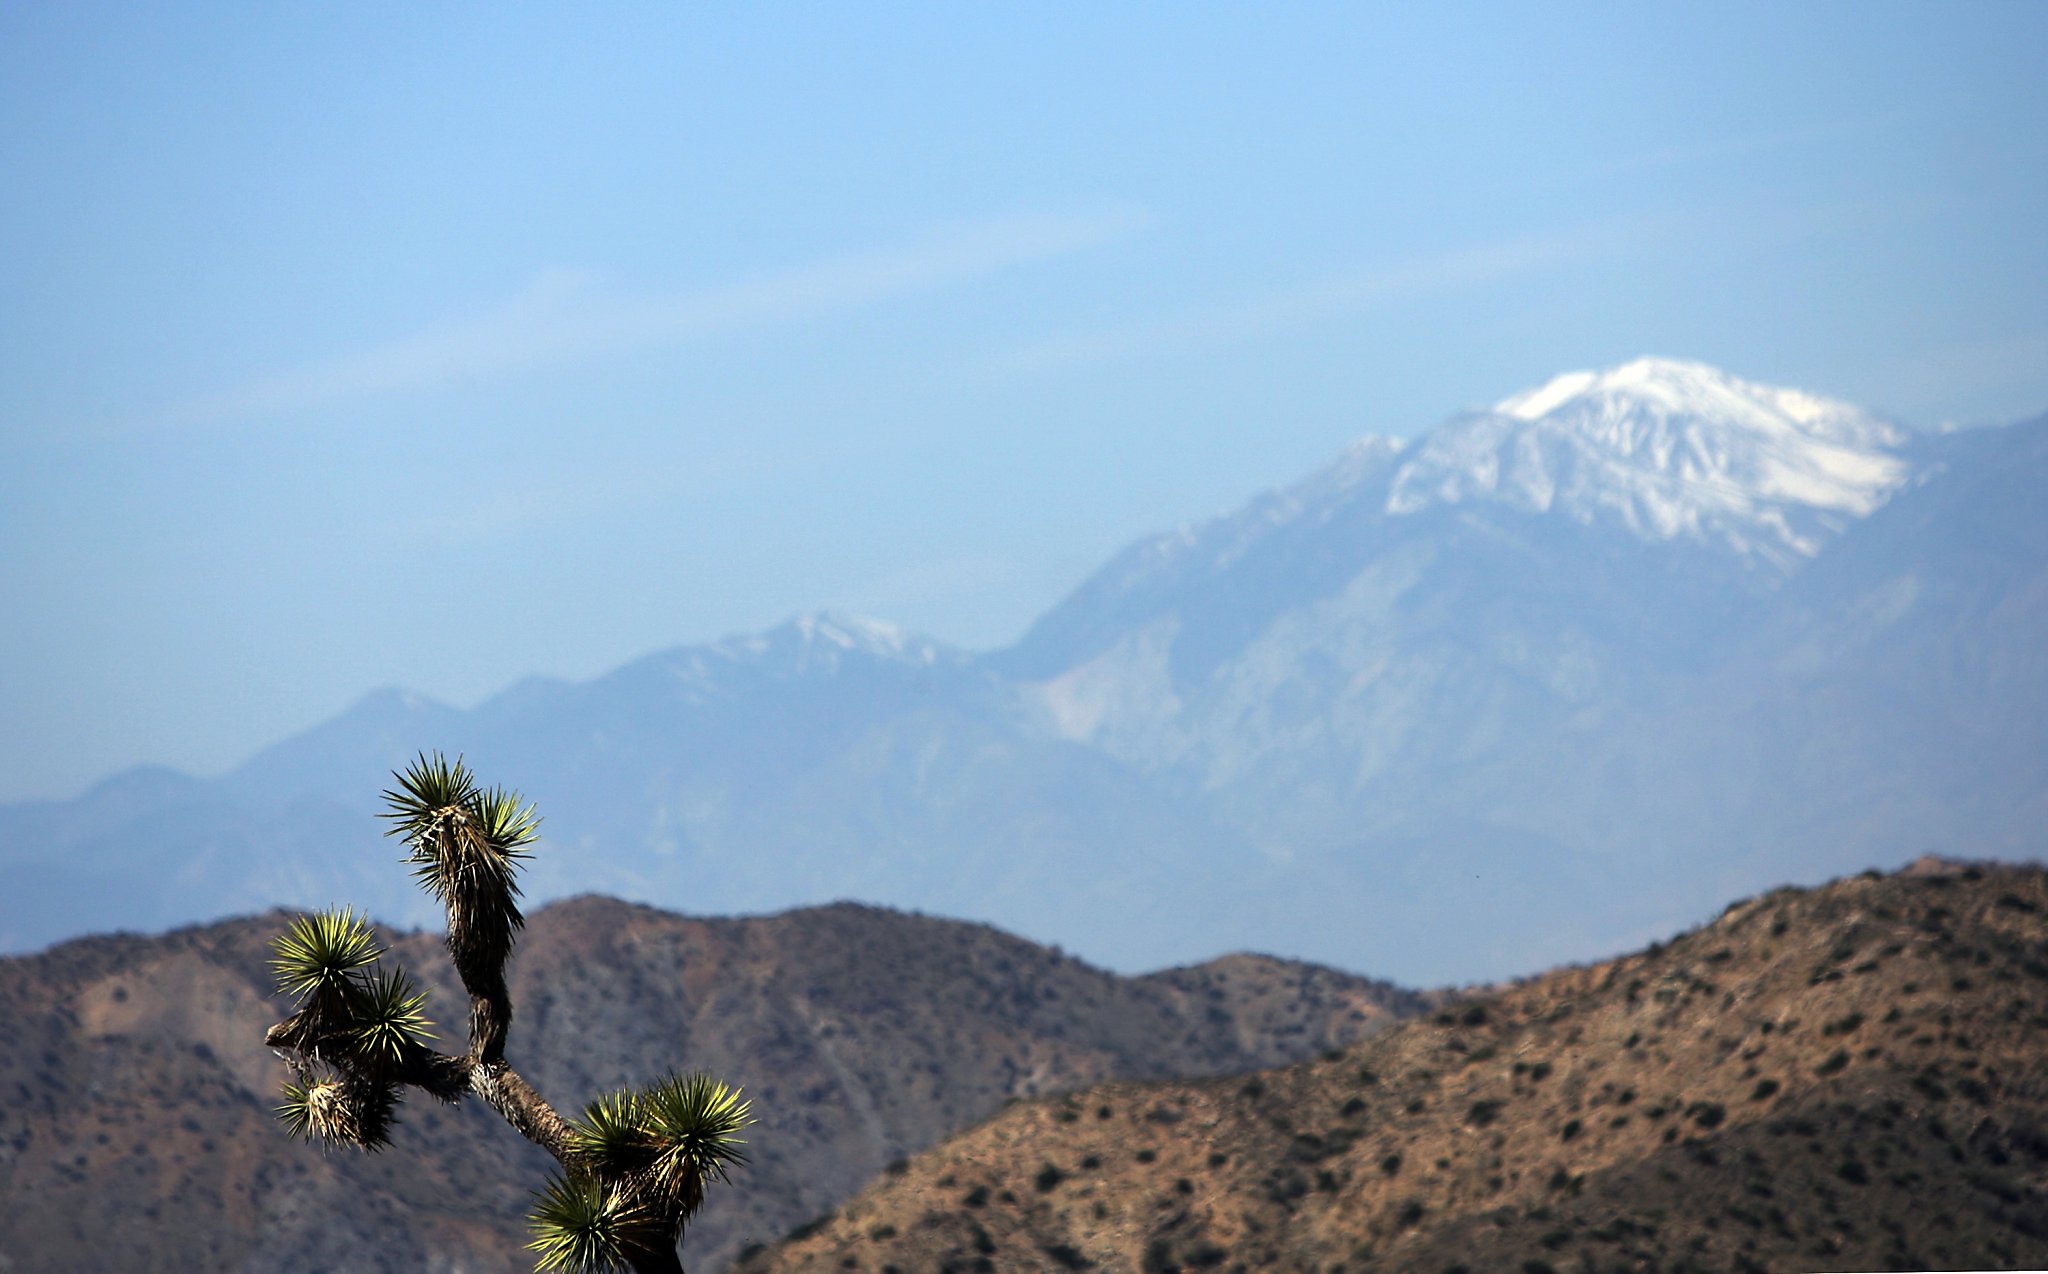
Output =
[
  {"x1": 739, "y1": 860, "x2": 2048, "y2": 1274},
  {"x1": 0, "y1": 870, "x2": 1419, "y2": 1270}
]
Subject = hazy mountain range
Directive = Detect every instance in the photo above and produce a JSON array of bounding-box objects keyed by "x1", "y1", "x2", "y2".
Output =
[{"x1": 5, "y1": 356, "x2": 2044, "y2": 984}]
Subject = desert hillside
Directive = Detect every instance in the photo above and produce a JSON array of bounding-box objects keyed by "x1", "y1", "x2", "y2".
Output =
[
  {"x1": 0, "y1": 896, "x2": 1421, "y2": 1272},
  {"x1": 740, "y1": 860, "x2": 2048, "y2": 1273}
]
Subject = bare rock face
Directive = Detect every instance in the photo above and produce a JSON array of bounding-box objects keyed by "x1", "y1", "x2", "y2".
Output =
[
  {"x1": 0, "y1": 897, "x2": 1422, "y2": 1273},
  {"x1": 743, "y1": 863, "x2": 2048, "y2": 1274}
]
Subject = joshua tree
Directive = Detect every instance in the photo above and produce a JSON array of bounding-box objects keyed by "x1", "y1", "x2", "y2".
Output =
[{"x1": 261, "y1": 753, "x2": 750, "y2": 1273}]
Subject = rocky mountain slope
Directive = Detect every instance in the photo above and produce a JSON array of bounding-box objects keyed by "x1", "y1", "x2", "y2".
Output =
[
  {"x1": 1007, "y1": 356, "x2": 1912, "y2": 685},
  {"x1": 4, "y1": 359, "x2": 2044, "y2": 986},
  {"x1": 0, "y1": 897, "x2": 1424, "y2": 1273},
  {"x1": 741, "y1": 861, "x2": 2048, "y2": 1274}
]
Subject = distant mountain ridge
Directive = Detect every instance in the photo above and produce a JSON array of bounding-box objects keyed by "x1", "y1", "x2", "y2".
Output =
[{"x1": 3, "y1": 358, "x2": 2042, "y2": 985}]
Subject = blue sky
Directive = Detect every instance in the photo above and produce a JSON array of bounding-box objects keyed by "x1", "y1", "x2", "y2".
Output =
[{"x1": 2, "y1": 2, "x2": 2045, "y2": 802}]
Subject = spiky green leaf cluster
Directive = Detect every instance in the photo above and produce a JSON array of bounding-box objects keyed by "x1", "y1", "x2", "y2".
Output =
[
  {"x1": 271, "y1": 908, "x2": 379, "y2": 1003},
  {"x1": 381, "y1": 752, "x2": 538, "y2": 969},
  {"x1": 270, "y1": 907, "x2": 436, "y2": 1060},
  {"x1": 525, "y1": 1072, "x2": 752, "y2": 1268},
  {"x1": 567, "y1": 1074, "x2": 751, "y2": 1186},
  {"x1": 349, "y1": 966, "x2": 434, "y2": 1064},
  {"x1": 567, "y1": 1088, "x2": 655, "y2": 1177},
  {"x1": 527, "y1": 1174, "x2": 655, "y2": 1273},
  {"x1": 268, "y1": 907, "x2": 434, "y2": 1148},
  {"x1": 639, "y1": 1072, "x2": 752, "y2": 1198}
]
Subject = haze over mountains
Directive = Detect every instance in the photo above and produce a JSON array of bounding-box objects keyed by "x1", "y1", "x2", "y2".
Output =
[{"x1": 4, "y1": 357, "x2": 2043, "y2": 984}]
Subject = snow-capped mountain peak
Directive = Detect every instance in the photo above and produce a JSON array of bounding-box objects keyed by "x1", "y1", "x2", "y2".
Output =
[
  {"x1": 1494, "y1": 356, "x2": 1894, "y2": 443},
  {"x1": 622, "y1": 611, "x2": 963, "y2": 698},
  {"x1": 1388, "y1": 357, "x2": 1915, "y2": 571},
  {"x1": 735, "y1": 610, "x2": 957, "y2": 670},
  {"x1": 1002, "y1": 357, "x2": 1925, "y2": 682}
]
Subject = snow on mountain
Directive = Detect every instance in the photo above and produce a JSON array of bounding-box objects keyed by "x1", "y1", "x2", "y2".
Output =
[
  {"x1": 1009, "y1": 357, "x2": 1941, "y2": 880},
  {"x1": 1008, "y1": 357, "x2": 1907, "y2": 686},
  {"x1": 1387, "y1": 356, "x2": 1914, "y2": 571},
  {"x1": 601, "y1": 611, "x2": 968, "y2": 700},
  {"x1": 716, "y1": 610, "x2": 959, "y2": 671}
]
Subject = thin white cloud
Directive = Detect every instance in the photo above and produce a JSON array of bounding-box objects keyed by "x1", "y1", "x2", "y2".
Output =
[
  {"x1": 166, "y1": 207, "x2": 1151, "y2": 427},
  {"x1": 973, "y1": 220, "x2": 1629, "y2": 382}
]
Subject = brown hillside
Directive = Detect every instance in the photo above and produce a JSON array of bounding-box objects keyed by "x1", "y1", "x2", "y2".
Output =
[
  {"x1": 0, "y1": 897, "x2": 1421, "y2": 1273},
  {"x1": 740, "y1": 862, "x2": 2048, "y2": 1274}
]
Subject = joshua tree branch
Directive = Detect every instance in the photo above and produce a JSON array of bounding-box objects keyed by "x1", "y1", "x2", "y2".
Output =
[
  {"x1": 461, "y1": 967, "x2": 513, "y2": 1065},
  {"x1": 471, "y1": 1059, "x2": 578, "y2": 1163},
  {"x1": 262, "y1": 1016, "x2": 578, "y2": 1163}
]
